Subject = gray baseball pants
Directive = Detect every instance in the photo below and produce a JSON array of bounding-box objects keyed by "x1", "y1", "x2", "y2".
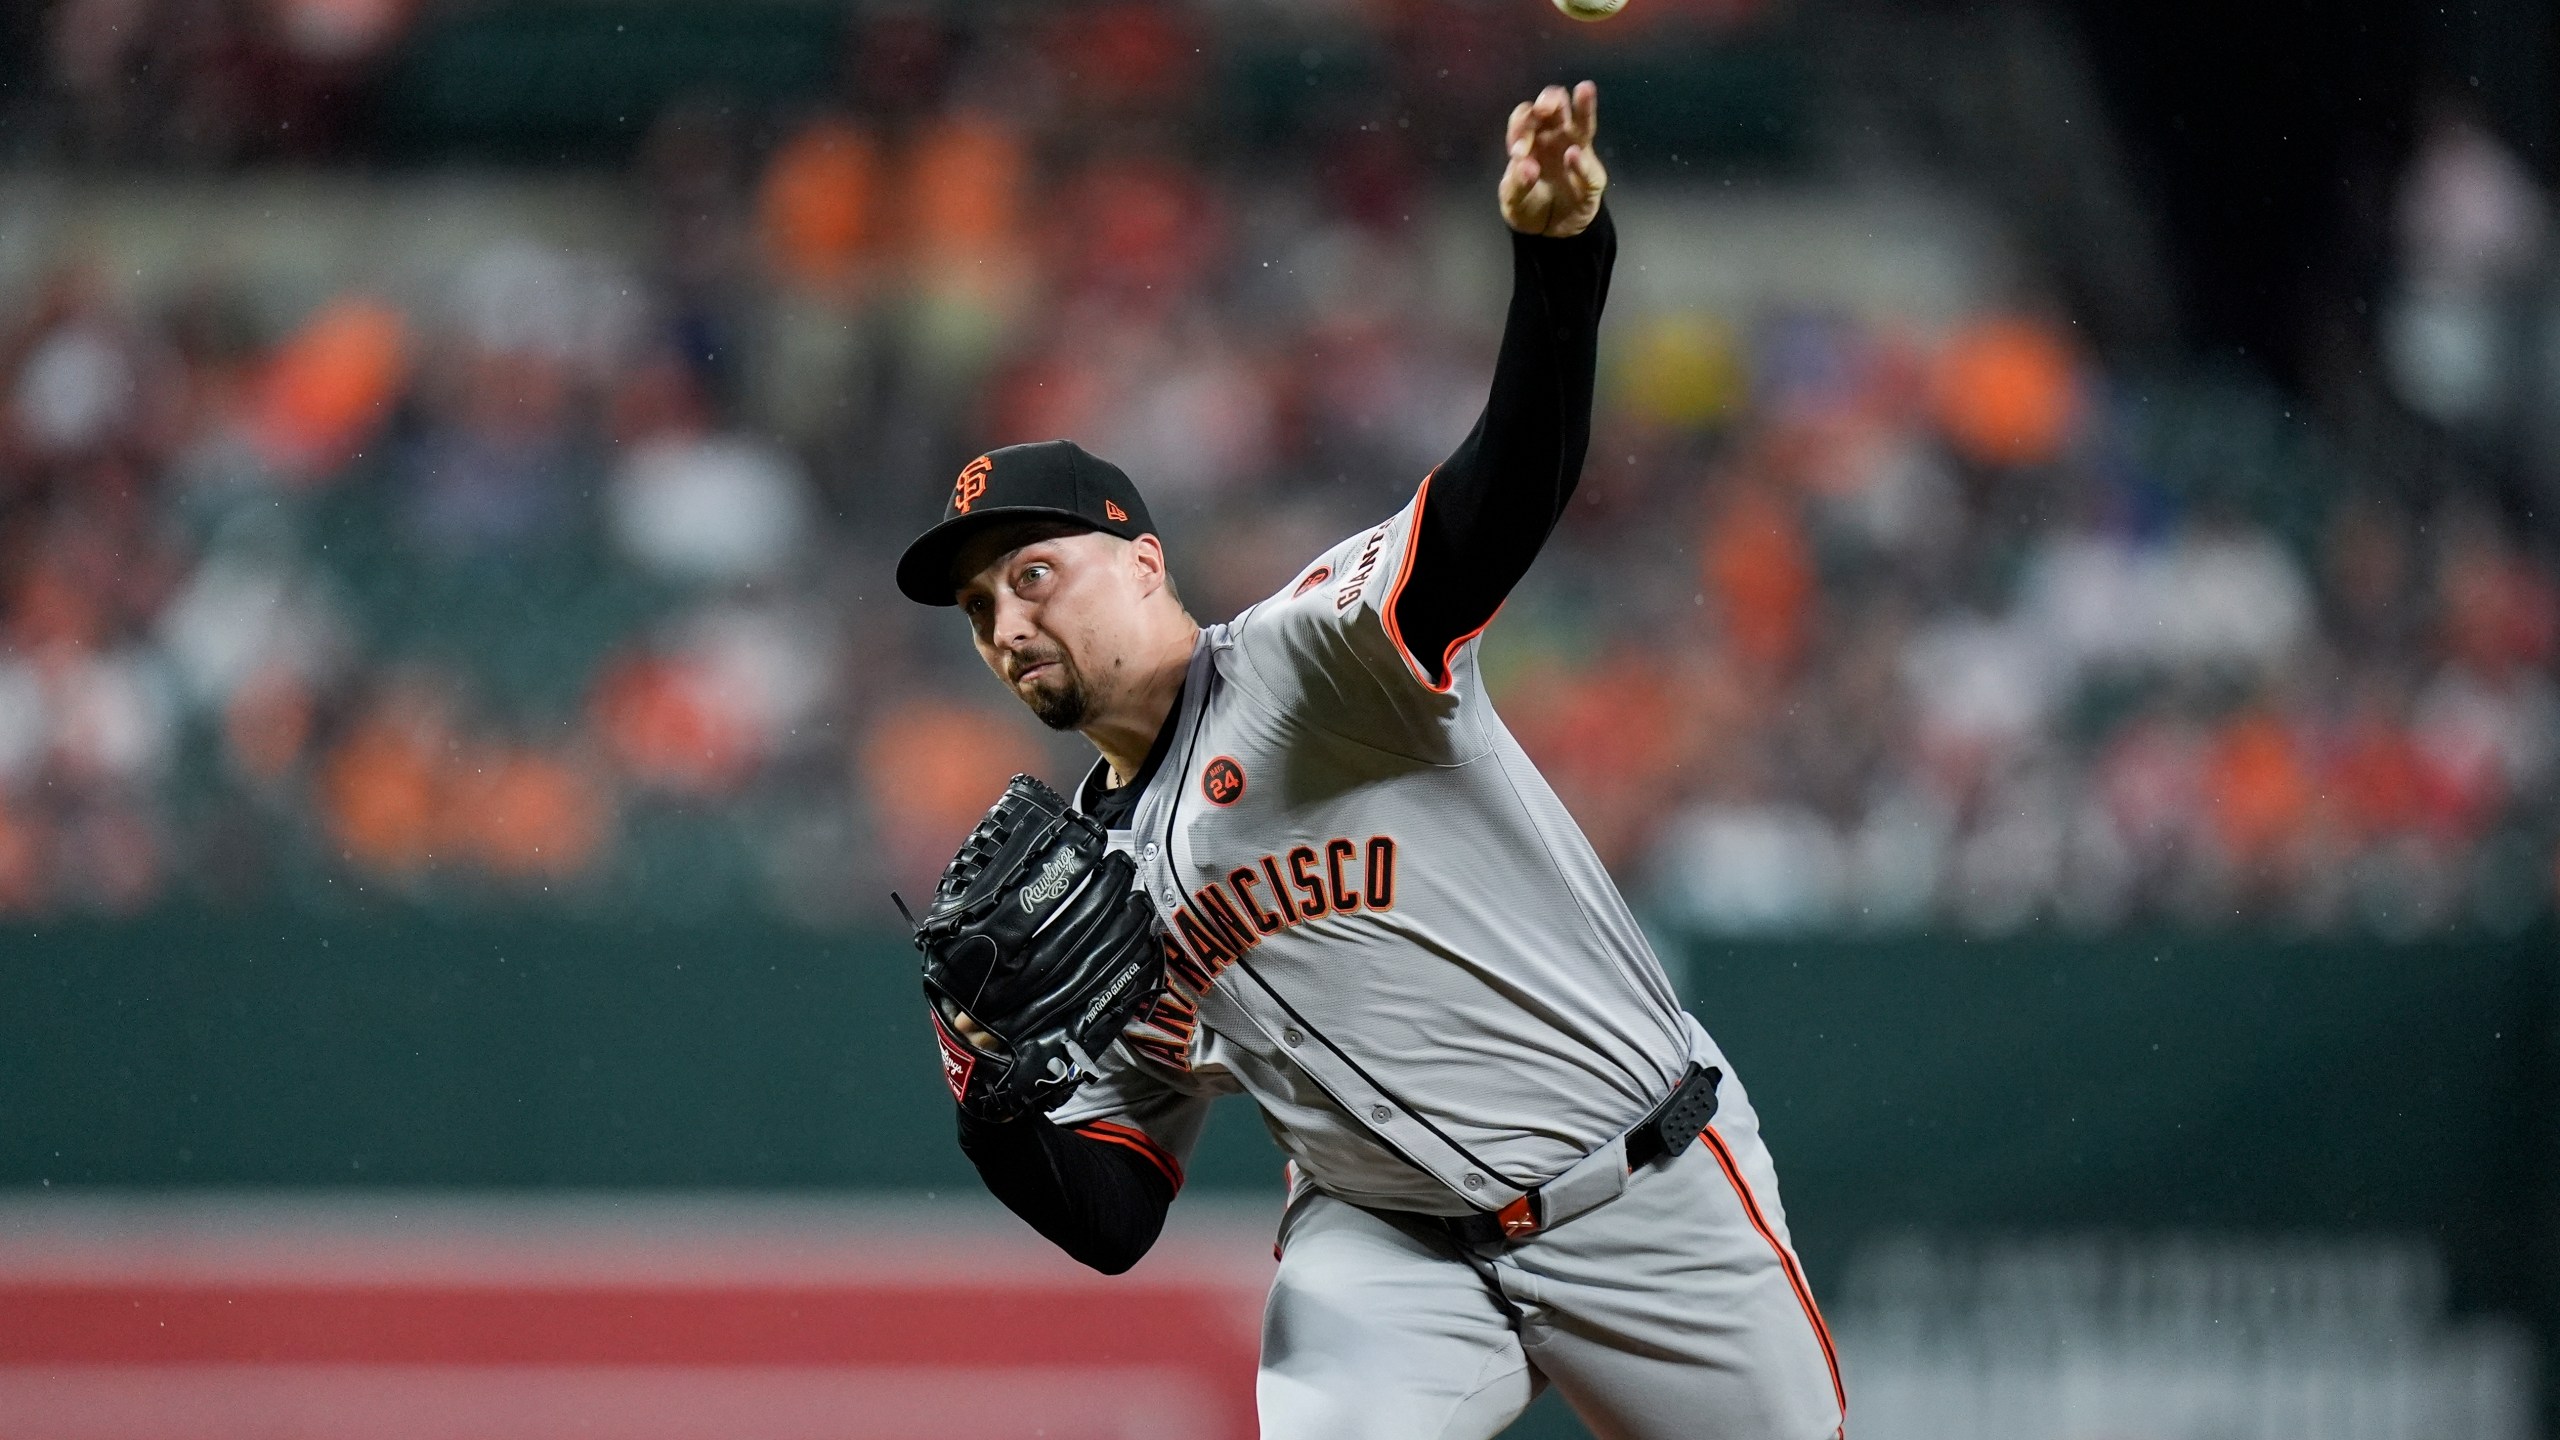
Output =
[{"x1": 1257, "y1": 1073, "x2": 1845, "y2": 1440}]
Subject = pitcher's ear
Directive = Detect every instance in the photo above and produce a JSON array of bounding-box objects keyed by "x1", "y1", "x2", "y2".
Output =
[
  {"x1": 1119, "y1": 531, "x2": 1184, "y2": 608},
  {"x1": 1129, "y1": 533, "x2": 1169, "y2": 590}
]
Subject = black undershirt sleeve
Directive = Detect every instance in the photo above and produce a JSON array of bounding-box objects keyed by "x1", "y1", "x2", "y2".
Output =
[
  {"x1": 955, "y1": 1108, "x2": 1176, "y2": 1275},
  {"x1": 1392, "y1": 206, "x2": 1617, "y2": 687},
  {"x1": 966, "y1": 691, "x2": 1180, "y2": 1273}
]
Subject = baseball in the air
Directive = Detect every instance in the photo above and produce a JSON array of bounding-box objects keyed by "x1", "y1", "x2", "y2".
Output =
[{"x1": 1553, "y1": 0, "x2": 1627, "y2": 20}]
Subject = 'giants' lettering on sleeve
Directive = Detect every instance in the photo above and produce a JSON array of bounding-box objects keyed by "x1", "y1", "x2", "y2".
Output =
[{"x1": 1334, "y1": 524, "x2": 1392, "y2": 613}]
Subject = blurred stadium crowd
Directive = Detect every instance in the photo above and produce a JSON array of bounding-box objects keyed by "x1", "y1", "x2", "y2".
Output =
[{"x1": 0, "y1": 0, "x2": 2552, "y2": 937}]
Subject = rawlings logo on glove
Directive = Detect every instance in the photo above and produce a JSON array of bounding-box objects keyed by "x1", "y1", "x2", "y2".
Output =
[
  {"x1": 1019, "y1": 847, "x2": 1087, "y2": 911},
  {"x1": 932, "y1": 1012, "x2": 978, "y2": 1101}
]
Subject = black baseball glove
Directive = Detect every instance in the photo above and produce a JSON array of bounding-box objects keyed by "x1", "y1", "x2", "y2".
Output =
[{"x1": 907, "y1": 774, "x2": 1164, "y2": 1122}]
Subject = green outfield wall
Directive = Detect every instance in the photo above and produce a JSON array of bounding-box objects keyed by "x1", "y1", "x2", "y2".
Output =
[{"x1": 3, "y1": 914, "x2": 2549, "y2": 1320}]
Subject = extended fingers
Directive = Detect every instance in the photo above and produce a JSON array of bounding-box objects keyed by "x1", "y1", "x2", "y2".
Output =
[
  {"x1": 1534, "y1": 84, "x2": 1570, "y2": 141},
  {"x1": 1502, "y1": 84, "x2": 1600, "y2": 233},
  {"x1": 1564, "y1": 141, "x2": 1606, "y2": 195},
  {"x1": 1499, "y1": 150, "x2": 1541, "y2": 206},
  {"x1": 1519, "y1": 84, "x2": 1592, "y2": 158}
]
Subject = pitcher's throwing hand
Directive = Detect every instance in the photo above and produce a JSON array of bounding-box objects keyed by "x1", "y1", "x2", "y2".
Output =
[{"x1": 1500, "y1": 81, "x2": 1608, "y2": 238}]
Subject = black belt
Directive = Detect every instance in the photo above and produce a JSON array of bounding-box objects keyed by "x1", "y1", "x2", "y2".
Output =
[{"x1": 1415, "y1": 1061, "x2": 1722, "y2": 1249}]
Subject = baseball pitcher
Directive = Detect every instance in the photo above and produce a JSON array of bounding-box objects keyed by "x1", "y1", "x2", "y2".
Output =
[{"x1": 894, "y1": 83, "x2": 1844, "y2": 1440}]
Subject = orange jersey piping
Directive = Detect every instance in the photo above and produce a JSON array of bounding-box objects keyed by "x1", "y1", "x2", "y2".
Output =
[
  {"x1": 1700, "y1": 1126, "x2": 1846, "y2": 1427},
  {"x1": 1376, "y1": 472, "x2": 1498, "y2": 694}
]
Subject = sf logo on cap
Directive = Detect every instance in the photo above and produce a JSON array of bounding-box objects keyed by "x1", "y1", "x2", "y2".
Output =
[{"x1": 953, "y1": 456, "x2": 992, "y2": 514}]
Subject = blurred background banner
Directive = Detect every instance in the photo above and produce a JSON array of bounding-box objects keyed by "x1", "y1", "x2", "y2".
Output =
[
  {"x1": 0, "y1": 1192, "x2": 1276, "y2": 1440},
  {"x1": 0, "y1": 0, "x2": 2553, "y2": 1436}
]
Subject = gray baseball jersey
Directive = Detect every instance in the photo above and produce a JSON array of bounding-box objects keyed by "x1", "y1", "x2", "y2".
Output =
[
  {"x1": 1048, "y1": 490, "x2": 1848, "y2": 1438},
  {"x1": 1049, "y1": 490, "x2": 1699, "y2": 1217}
]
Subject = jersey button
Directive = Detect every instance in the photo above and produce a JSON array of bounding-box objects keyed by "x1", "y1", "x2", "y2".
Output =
[
  {"x1": 1282, "y1": 1027, "x2": 1303, "y2": 1047},
  {"x1": 1369, "y1": 1104, "x2": 1392, "y2": 1122},
  {"x1": 1463, "y1": 1173, "x2": 1485, "y2": 1191}
]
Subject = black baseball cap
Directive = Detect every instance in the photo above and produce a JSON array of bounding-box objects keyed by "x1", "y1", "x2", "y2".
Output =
[{"x1": 895, "y1": 440, "x2": 1159, "y2": 605}]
